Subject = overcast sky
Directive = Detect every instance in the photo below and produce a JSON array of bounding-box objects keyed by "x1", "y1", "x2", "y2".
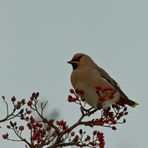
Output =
[{"x1": 0, "y1": 1, "x2": 147, "y2": 148}]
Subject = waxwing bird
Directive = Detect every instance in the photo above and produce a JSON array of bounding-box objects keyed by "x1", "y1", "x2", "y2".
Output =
[{"x1": 68, "y1": 53, "x2": 139, "y2": 109}]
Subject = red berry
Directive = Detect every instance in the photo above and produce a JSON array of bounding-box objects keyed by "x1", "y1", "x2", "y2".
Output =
[
  {"x1": 26, "y1": 110, "x2": 31, "y2": 114},
  {"x1": 73, "y1": 135, "x2": 79, "y2": 142},
  {"x1": 93, "y1": 130, "x2": 97, "y2": 136},
  {"x1": 90, "y1": 142, "x2": 96, "y2": 146},
  {"x1": 112, "y1": 126, "x2": 117, "y2": 130},
  {"x1": 2, "y1": 133, "x2": 9, "y2": 139},
  {"x1": 27, "y1": 101, "x2": 32, "y2": 106},
  {"x1": 21, "y1": 99, "x2": 25, "y2": 104},
  {"x1": 19, "y1": 126, "x2": 24, "y2": 131},
  {"x1": 46, "y1": 126, "x2": 51, "y2": 131},
  {"x1": 16, "y1": 101, "x2": 22, "y2": 109},
  {"x1": 68, "y1": 95, "x2": 74, "y2": 102},
  {"x1": 11, "y1": 96, "x2": 16, "y2": 102},
  {"x1": 70, "y1": 131, "x2": 75, "y2": 136},
  {"x1": 70, "y1": 89, "x2": 75, "y2": 94}
]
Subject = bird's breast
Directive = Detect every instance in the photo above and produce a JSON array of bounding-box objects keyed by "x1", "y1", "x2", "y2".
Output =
[
  {"x1": 71, "y1": 67, "x2": 95, "y2": 88},
  {"x1": 70, "y1": 67, "x2": 121, "y2": 108}
]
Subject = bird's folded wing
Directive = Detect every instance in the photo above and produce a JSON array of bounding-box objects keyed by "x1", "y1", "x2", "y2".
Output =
[{"x1": 97, "y1": 66, "x2": 129, "y2": 100}]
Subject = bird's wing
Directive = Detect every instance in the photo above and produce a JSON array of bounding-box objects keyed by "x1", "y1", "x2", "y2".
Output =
[
  {"x1": 97, "y1": 66, "x2": 129, "y2": 99},
  {"x1": 97, "y1": 66, "x2": 120, "y2": 88}
]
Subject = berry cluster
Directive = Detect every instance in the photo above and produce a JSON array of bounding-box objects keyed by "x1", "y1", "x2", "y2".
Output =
[{"x1": 1, "y1": 86, "x2": 129, "y2": 148}]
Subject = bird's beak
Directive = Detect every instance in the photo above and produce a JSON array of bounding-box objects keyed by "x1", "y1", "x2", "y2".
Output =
[
  {"x1": 67, "y1": 60, "x2": 72, "y2": 64},
  {"x1": 68, "y1": 60, "x2": 78, "y2": 65},
  {"x1": 67, "y1": 60, "x2": 75, "y2": 64}
]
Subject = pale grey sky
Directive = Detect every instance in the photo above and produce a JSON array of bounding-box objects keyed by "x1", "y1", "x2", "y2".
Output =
[{"x1": 0, "y1": 0, "x2": 147, "y2": 148}]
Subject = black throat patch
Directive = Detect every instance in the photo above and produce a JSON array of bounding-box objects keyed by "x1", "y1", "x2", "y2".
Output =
[{"x1": 71, "y1": 63, "x2": 78, "y2": 70}]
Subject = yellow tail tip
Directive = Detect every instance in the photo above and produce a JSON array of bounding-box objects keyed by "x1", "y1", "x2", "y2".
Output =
[{"x1": 131, "y1": 102, "x2": 139, "y2": 108}]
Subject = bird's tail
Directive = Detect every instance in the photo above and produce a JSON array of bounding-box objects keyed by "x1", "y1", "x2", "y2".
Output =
[
  {"x1": 118, "y1": 96, "x2": 139, "y2": 108},
  {"x1": 127, "y1": 99, "x2": 139, "y2": 108}
]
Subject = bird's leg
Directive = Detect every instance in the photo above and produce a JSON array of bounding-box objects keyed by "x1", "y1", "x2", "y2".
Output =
[
  {"x1": 80, "y1": 106, "x2": 94, "y2": 115},
  {"x1": 96, "y1": 103, "x2": 102, "y2": 110},
  {"x1": 84, "y1": 107, "x2": 93, "y2": 112}
]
